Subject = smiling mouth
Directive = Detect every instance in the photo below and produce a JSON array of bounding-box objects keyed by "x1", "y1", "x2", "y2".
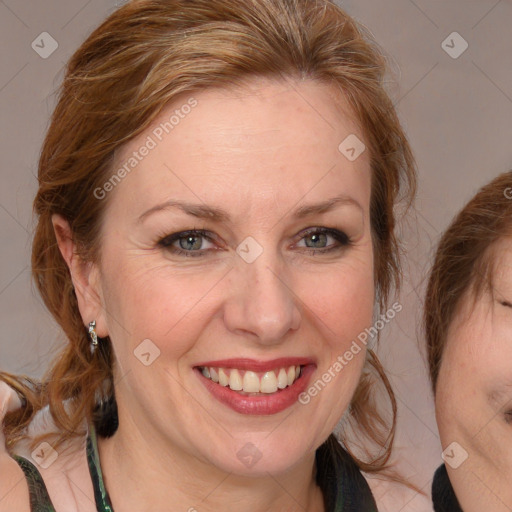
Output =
[{"x1": 197, "y1": 365, "x2": 303, "y2": 395}]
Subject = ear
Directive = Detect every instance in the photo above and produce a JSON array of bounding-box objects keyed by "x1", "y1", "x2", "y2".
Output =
[{"x1": 51, "y1": 213, "x2": 109, "y2": 338}]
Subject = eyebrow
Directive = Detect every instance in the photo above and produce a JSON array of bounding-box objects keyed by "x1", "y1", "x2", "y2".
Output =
[{"x1": 137, "y1": 195, "x2": 363, "y2": 224}]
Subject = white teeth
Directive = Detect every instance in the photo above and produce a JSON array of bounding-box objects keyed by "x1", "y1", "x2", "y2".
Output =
[
  {"x1": 201, "y1": 365, "x2": 304, "y2": 393},
  {"x1": 287, "y1": 366, "x2": 295, "y2": 386},
  {"x1": 277, "y1": 368, "x2": 288, "y2": 389},
  {"x1": 260, "y1": 371, "x2": 278, "y2": 393},
  {"x1": 218, "y1": 368, "x2": 229, "y2": 387},
  {"x1": 229, "y1": 369, "x2": 243, "y2": 391},
  {"x1": 243, "y1": 371, "x2": 260, "y2": 393}
]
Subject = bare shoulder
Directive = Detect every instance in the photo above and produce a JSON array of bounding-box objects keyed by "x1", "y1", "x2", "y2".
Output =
[
  {"x1": 364, "y1": 474, "x2": 434, "y2": 512},
  {"x1": 0, "y1": 381, "x2": 30, "y2": 510},
  {"x1": 8, "y1": 406, "x2": 94, "y2": 512},
  {"x1": 0, "y1": 380, "x2": 93, "y2": 511},
  {"x1": 0, "y1": 451, "x2": 31, "y2": 511}
]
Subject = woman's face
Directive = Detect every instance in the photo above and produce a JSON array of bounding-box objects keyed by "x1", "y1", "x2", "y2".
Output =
[
  {"x1": 436, "y1": 237, "x2": 512, "y2": 511},
  {"x1": 86, "y1": 77, "x2": 374, "y2": 475}
]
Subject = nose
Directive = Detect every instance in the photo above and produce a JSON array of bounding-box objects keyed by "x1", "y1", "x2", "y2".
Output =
[{"x1": 223, "y1": 251, "x2": 301, "y2": 345}]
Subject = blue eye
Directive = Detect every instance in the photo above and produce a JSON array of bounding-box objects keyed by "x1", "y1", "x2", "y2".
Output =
[
  {"x1": 297, "y1": 227, "x2": 351, "y2": 253},
  {"x1": 157, "y1": 229, "x2": 215, "y2": 257},
  {"x1": 157, "y1": 227, "x2": 352, "y2": 258}
]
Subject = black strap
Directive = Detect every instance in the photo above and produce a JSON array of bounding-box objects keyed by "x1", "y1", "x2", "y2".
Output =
[
  {"x1": 432, "y1": 464, "x2": 463, "y2": 511},
  {"x1": 11, "y1": 455, "x2": 56, "y2": 512},
  {"x1": 315, "y1": 435, "x2": 378, "y2": 512}
]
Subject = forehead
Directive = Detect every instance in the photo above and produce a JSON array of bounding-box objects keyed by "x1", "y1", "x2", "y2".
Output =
[
  {"x1": 443, "y1": 237, "x2": 512, "y2": 349},
  {"x1": 487, "y1": 237, "x2": 512, "y2": 295},
  {"x1": 107, "y1": 77, "x2": 372, "y2": 219}
]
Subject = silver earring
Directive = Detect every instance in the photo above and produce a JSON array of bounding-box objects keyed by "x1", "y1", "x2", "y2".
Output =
[{"x1": 88, "y1": 320, "x2": 98, "y2": 355}]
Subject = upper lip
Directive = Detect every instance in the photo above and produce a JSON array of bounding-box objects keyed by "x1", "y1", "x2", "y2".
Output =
[{"x1": 194, "y1": 357, "x2": 316, "y2": 372}]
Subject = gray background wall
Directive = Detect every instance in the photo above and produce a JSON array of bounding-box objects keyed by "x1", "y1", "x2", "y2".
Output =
[{"x1": 1, "y1": 0, "x2": 511, "y2": 507}]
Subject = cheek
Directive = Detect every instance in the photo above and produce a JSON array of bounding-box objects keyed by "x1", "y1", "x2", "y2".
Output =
[
  {"x1": 305, "y1": 266, "x2": 374, "y2": 344},
  {"x1": 436, "y1": 345, "x2": 479, "y2": 434},
  {"x1": 435, "y1": 329, "x2": 510, "y2": 445},
  {"x1": 103, "y1": 263, "x2": 225, "y2": 356},
  {"x1": 101, "y1": 239, "x2": 375, "y2": 361}
]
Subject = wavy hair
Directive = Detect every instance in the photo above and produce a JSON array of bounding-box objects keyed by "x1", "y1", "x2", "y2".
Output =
[{"x1": 1, "y1": 0, "x2": 416, "y2": 480}]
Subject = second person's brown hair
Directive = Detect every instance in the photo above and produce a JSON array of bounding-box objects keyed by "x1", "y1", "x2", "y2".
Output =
[{"x1": 425, "y1": 171, "x2": 512, "y2": 393}]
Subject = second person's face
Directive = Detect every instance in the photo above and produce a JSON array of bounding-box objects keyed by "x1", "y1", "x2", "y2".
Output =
[{"x1": 436, "y1": 237, "x2": 512, "y2": 511}]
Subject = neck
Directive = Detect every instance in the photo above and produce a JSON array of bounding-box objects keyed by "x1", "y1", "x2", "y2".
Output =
[{"x1": 96, "y1": 412, "x2": 325, "y2": 512}]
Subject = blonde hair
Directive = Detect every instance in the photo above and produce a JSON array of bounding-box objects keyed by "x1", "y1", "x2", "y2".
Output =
[{"x1": 2, "y1": 0, "x2": 416, "y2": 480}]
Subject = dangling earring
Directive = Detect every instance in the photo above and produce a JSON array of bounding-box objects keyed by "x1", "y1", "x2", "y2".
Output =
[{"x1": 88, "y1": 320, "x2": 98, "y2": 355}]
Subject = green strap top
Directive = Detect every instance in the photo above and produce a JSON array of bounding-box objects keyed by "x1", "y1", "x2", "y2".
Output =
[{"x1": 11, "y1": 426, "x2": 377, "y2": 512}]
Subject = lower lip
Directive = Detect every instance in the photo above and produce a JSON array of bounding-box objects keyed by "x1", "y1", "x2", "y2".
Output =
[{"x1": 195, "y1": 365, "x2": 315, "y2": 415}]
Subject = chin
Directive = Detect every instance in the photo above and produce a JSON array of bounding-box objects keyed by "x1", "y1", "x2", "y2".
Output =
[{"x1": 203, "y1": 436, "x2": 315, "y2": 477}]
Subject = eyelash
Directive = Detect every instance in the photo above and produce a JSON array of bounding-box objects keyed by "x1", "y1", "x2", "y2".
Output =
[{"x1": 156, "y1": 227, "x2": 352, "y2": 258}]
